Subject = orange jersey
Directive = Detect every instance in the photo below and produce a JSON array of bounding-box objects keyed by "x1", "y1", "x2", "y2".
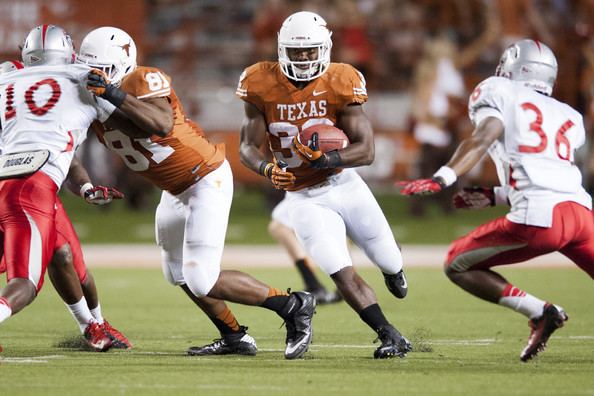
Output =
[
  {"x1": 237, "y1": 61, "x2": 367, "y2": 190},
  {"x1": 94, "y1": 66, "x2": 225, "y2": 195}
]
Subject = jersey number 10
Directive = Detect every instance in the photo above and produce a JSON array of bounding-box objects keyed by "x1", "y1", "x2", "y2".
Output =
[{"x1": 4, "y1": 78, "x2": 61, "y2": 120}]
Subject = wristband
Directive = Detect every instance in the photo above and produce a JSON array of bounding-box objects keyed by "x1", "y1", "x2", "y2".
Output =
[
  {"x1": 325, "y1": 151, "x2": 342, "y2": 168},
  {"x1": 432, "y1": 166, "x2": 457, "y2": 187},
  {"x1": 102, "y1": 84, "x2": 127, "y2": 107},
  {"x1": 80, "y1": 182, "x2": 93, "y2": 198},
  {"x1": 258, "y1": 161, "x2": 274, "y2": 178}
]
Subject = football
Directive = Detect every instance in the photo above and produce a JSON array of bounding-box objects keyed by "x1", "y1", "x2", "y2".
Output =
[{"x1": 298, "y1": 124, "x2": 350, "y2": 152}]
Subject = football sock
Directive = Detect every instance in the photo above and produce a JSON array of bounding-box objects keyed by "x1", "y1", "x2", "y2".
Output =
[
  {"x1": 359, "y1": 303, "x2": 390, "y2": 332},
  {"x1": 498, "y1": 283, "x2": 546, "y2": 319},
  {"x1": 66, "y1": 297, "x2": 96, "y2": 333},
  {"x1": 90, "y1": 303, "x2": 104, "y2": 325},
  {"x1": 212, "y1": 307, "x2": 241, "y2": 335},
  {"x1": 295, "y1": 258, "x2": 324, "y2": 291},
  {"x1": 261, "y1": 288, "x2": 290, "y2": 315},
  {"x1": 0, "y1": 298, "x2": 12, "y2": 324}
]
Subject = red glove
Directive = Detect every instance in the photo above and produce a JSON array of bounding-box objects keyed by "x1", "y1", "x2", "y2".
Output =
[
  {"x1": 396, "y1": 178, "x2": 444, "y2": 196},
  {"x1": 81, "y1": 183, "x2": 125, "y2": 205},
  {"x1": 453, "y1": 187, "x2": 494, "y2": 209}
]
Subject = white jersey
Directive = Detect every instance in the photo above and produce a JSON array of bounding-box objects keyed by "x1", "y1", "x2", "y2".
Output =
[
  {"x1": 469, "y1": 76, "x2": 592, "y2": 227},
  {"x1": 0, "y1": 64, "x2": 114, "y2": 186}
]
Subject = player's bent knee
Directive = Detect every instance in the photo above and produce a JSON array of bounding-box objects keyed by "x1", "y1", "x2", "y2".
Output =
[
  {"x1": 183, "y1": 260, "x2": 220, "y2": 297},
  {"x1": 444, "y1": 261, "x2": 463, "y2": 280},
  {"x1": 268, "y1": 219, "x2": 280, "y2": 236},
  {"x1": 51, "y1": 244, "x2": 73, "y2": 269}
]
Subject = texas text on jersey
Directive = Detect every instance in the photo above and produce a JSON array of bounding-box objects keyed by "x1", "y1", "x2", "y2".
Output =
[
  {"x1": 93, "y1": 66, "x2": 225, "y2": 195},
  {"x1": 237, "y1": 61, "x2": 367, "y2": 190}
]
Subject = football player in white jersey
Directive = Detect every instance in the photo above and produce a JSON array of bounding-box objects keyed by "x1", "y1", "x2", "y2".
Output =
[
  {"x1": 0, "y1": 24, "x2": 117, "y2": 351},
  {"x1": 0, "y1": 58, "x2": 130, "y2": 351},
  {"x1": 398, "y1": 39, "x2": 594, "y2": 361}
]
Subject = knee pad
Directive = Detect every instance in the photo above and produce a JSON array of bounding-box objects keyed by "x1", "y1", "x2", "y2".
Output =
[{"x1": 182, "y1": 260, "x2": 220, "y2": 297}]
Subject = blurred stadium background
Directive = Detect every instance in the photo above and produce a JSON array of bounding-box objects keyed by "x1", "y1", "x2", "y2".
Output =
[
  {"x1": 1, "y1": 0, "x2": 593, "y2": 250},
  {"x1": 1, "y1": 4, "x2": 593, "y2": 393}
]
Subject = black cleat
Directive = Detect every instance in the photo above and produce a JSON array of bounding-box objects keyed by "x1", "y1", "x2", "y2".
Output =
[
  {"x1": 383, "y1": 270, "x2": 408, "y2": 299},
  {"x1": 283, "y1": 291, "x2": 316, "y2": 360},
  {"x1": 520, "y1": 303, "x2": 568, "y2": 362},
  {"x1": 306, "y1": 287, "x2": 343, "y2": 305},
  {"x1": 187, "y1": 326, "x2": 257, "y2": 356},
  {"x1": 373, "y1": 325, "x2": 412, "y2": 359}
]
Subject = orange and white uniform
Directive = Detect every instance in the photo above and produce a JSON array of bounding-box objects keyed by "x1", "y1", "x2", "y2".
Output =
[
  {"x1": 95, "y1": 66, "x2": 233, "y2": 296},
  {"x1": 237, "y1": 62, "x2": 404, "y2": 276},
  {"x1": 237, "y1": 61, "x2": 366, "y2": 191}
]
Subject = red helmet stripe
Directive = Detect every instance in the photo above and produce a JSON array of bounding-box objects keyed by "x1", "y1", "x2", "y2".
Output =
[
  {"x1": 41, "y1": 24, "x2": 49, "y2": 49},
  {"x1": 534, "y1": 40, "x2": 542, "y2": 53},
  {"x1": 10, "y1": 60, "x2": 24, "y2": 69}
]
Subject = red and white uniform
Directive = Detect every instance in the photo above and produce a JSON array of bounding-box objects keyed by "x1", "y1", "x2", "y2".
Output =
[
  {"x1": 94, "y1": 66, "x2": 230, "y2": 296},
  {"x1": 0, "y1": 197, "x2": 88, "y2": 284},
  {"x1": 446, "y1": 77, "x2": 594, "y2": 278},
  {"x1": 54, "y1": 198, "x2": 88, "y2": 284},
  {"x1": 0, "y1": 64, "x2": 114, "y2": 290},
  {"x1": 238, "y1": 62, "x2": 403, "y2": 276}
]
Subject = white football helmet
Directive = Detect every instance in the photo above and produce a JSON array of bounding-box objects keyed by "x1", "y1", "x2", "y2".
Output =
[
  {"x1": 495, "y1": 39, "x2": 557, "y2": 96},
  {"x1": 77, "y1": 27, "x2": 137, "y2": 86},
  {"x1": 21, "y1": 24, "x2": 75, "y2": 67},
  {"x1": 0, "y1": 60, "x2": 24, "y2": 75},
  {"x1": 278, "y1": 11, "x2": 332, "y2": 81}
]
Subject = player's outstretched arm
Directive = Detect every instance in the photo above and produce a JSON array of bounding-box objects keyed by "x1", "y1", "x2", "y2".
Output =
[
  {"x1": 398, "y1": 116, "x2": 504, "y2": 196},
  {"x1": 99, "y1": 108, "x2": 156, "y2": 139},
  {"x1": 65, "y1": 157, "x2": 124, "y2": 205},
  {"x1": 87, "y1": 69, "x2": 173, "y2": 137},
  {"x1": 444, "y1": 116, "x2": 504, "y2": 176}
]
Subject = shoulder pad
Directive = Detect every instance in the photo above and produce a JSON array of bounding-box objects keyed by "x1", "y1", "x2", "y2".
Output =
[{"x1": 121, "y1": 66, "x2": 172, "y2": 99}]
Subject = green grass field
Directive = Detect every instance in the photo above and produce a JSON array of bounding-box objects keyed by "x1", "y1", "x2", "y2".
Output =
[
  {"x1": 1, "y1": 267, "x2": 593, "y2": 395},
  {"x1": 60, "y1": 187, "x2": 508, "y2": 245}
]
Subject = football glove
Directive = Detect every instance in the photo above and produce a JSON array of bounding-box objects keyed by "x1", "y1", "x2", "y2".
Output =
[
  {"x1": 86, "y1": 69, "x2": 127, "y2": 107},
  {"x1": 453, "y1": 187, "x2": 495, "y2": 209},
  {"x1": 81, "y1": 183, "x2": 125, "y2": 205},
  {"x1": 292, "y1": 133, "x2": 342, "y2": 169},
  {"x1": 260, "y1": 161, "x2": 296, "y2": 190},
  {"x1": 396, "y1": 178, "x2": 445, "y2": 196}
]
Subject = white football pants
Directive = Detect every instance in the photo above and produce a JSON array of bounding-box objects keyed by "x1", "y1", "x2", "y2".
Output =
[
  {"x1": 285, "y1": 169, "x2": 403, "y2": 275},
  {"x1": 155, "y1": 160, "x2": 232, "y2": 297}
]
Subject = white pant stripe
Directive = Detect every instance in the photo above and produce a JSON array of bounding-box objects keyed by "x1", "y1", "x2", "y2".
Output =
[{"x1": 24, "y1": 209, "x2": 43, "y2": 286}]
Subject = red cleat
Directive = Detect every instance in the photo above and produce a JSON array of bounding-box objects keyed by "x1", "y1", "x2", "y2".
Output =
[
  {"x1": 520, "y1": 303, "x2": 568, "y2": 362},
  {"x1": 101, "y1": 320, "x2": 132, "y2": 349},
  {"x1": 84, "y1": 322, "x2": 113, "y2": 352}
]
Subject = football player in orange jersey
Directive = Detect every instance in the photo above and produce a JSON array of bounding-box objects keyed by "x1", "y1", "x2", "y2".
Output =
[
  {"x1": 239, "y1": 11, "x2": 412, "y2": 359},
  {"x1": 80, "y1": 27, "x2": 315, "y2": 359}
]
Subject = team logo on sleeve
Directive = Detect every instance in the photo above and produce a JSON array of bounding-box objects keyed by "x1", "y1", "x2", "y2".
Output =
[
  {"x1": 236, "y1": 70, "x2": 247, "y2": 97},
  {"x1": 353, "y1": 71, "x2": 367, "y2": 96}
]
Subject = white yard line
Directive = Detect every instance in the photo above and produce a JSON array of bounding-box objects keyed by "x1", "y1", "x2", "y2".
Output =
[{"x1": 0, "y1": 355, "x2": 65, "y2": 364}]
